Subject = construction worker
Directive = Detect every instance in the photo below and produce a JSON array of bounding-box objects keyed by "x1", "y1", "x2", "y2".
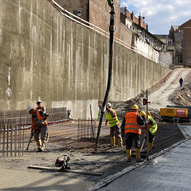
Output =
[
  {"x1": 121, "y1": 104, "x2": 144, "y2": 162},
  {"x1": 148, "y1": 111, "x2": 152, "y2": 117},
  {"x1": 27, "y1": 106, "x2": 48, "y2": 152},
  {"x1": 36, "y1": 100, "x2": 49, "y2": 142},
  {"x1": 179, "y1": 77, "x2": 183, "y2": 87},
  {"x1": 36, "y1": 100, "x2": 46, "y2": 113},
  {"x1": 105, "y1": 103, "x2": 123, "y2": 147},
  {"x1": 140, "y1": 110, "x2": 157, "y2": 154}
]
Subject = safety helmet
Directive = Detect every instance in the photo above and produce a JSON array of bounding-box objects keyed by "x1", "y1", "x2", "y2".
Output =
[
  {"x1": 36, "y1": 100, "x2": 41, "y2": 104},
  {"x1": 106, "y1": 103, "x2": 111, "y2": 108},
  {"x1": 131, "y1": 104, "x2": 139, "y2": 110},
  {"x1": 27, "y1": 106, "x2": 34, "y2": 113},
  {"x1": 148, "y1": 111, "x2": 151, "y2": 115},
  {"x1": 55, "y1": 157, "x2": 64, "y2": 167},
  {"x1": 140, "y1": 110, "x2": 147, "y2": 117}
]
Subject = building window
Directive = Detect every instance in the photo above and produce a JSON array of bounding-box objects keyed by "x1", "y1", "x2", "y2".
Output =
[
  {"x1": 168, "y1": 41, "x2": 172, "y2": 45},
  {"x1": 178, "y1": 56, "x2": 182, "y2": 63}
]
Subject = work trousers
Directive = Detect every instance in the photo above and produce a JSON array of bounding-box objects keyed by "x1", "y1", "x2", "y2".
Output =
[
  {"x1": 34, "y1": 125, "x2": 48, "y2": 141},
  {"x1": 148, "y1": 131, "x2": 156, "y2": 143},
  {"x1": 110, "y1": 124, "x2": 121, "y2": 138},
  {"x1": 125, "y1": 133, "x2": 140, "y2": 149}
]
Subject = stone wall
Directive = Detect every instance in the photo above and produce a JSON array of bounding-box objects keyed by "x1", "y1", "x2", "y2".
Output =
[{"x1": 0, "y1": 0, "x2": 170, "y2": 119}]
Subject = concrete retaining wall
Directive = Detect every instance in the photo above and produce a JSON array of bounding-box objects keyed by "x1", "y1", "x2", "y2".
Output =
[{"x1": 0, "y1": 0, "x2": 170, "y2": 119}]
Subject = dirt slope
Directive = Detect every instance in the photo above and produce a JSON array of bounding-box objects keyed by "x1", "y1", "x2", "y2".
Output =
[
  {"x1": 149, "y1": 68, "x2": 191, "y2": 110},
  {"x1": 111, "y1": 68, "x2": 191, "y2": 122}
]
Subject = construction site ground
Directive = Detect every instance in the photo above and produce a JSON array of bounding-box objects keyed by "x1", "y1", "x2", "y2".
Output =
[{"x1": 1, "y1": 68, "x2": 191, "y2": 191}]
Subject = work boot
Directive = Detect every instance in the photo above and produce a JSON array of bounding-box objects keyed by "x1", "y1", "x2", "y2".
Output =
[
  {"x1": 148, "y1": 142, "x2": 153, "y2": 154},
  {"x1": 126, "y1": 149, "x2": 131, "y2": 162},
  {"x1": 36, "y1": 139, "x2": 42, "y2": 152},
  {"x1": 41, "y1": 140, "x2": 46, "y2": 151},
  {"x1": 135, "y1": 148, "x2": 143, "y2": 162},
  {"x1": 110, "y1": 137, "x2": 115, "y2": 147},
  {"x1": 46, "y1": 133, "x2": 49, "y2": 142},
  {"x1": 118, "y1": 137, "x2": 123, "y2": 147}
]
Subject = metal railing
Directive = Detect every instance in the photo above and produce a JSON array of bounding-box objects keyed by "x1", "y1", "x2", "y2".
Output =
[
  {"x1": 0, "y1": 107, "x2": 68, "y2": 157},
  {"x1": 77, "y1": 119, "x2": 97, "y2": 140},
  {"x1": 0, "y1": 124, "x2": 24, "y2": 157}
]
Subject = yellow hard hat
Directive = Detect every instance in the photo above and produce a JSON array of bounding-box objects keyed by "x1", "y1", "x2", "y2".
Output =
[
  {"x1": 140, "y1": 110, "x2": 146, "y2": 117},
  {"x1": 131, "y1": 104, "x2": 139, "y2": 110},
  {"x1": 148, "y1": 111, "x2": 151, "y2": 115}
]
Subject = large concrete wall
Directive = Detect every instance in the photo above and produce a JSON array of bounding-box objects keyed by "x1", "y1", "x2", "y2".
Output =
[{"x1": 0, "y1": 0, "x2": 170, "y2": 119}]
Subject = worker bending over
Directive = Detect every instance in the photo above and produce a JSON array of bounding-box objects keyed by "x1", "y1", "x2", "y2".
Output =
[
  {"x1": 148, "y1": 111, "x2": 152, "y2": 117},
  {"x1": 105, "y1": 103, "x2": 123, "y2": 147},
  {"x1": 27, "y1": 106, "x2": 49, "y2": 152},
  {"x1": 140, "y1": 110, "x2": 157, "y2": 153},
  {"x1": 121, "y1": 104, "x2": 144, "y2": 162}
]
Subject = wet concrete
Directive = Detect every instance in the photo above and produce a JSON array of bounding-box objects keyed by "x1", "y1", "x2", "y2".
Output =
[
  {"x1": 0, "y1": 124, "x2": 189, "y2": 191},
  {"x1": 94, "y1": 124, "x2": 191, "y2": 191}
]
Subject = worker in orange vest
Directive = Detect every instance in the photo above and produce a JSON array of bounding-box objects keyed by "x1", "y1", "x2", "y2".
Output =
[
  {"x1": 36, "y1": 100, "x2": 46, "y2": 113},
  {"x1": 27, "y1": 106, "x2": 48, "y2": 152},
  {"x1": 105, "y1": 103, "x2": 123, "y2": 147},
  {"x1": 36, "y1": 100, "x2": 49, "y2": 142},
  {"x1": 121, "y1": 104, "x2": 144, "y2": 162}
]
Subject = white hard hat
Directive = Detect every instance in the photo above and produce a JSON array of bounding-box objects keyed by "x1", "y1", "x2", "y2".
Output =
[
  {"x1": 27, "y1": 106, "x2": 34, "y2": 113},
  {"x1": 37, "y1": 100, "x2": 41, "y2": 104},
  {"x1": 106, "y1": 103, "x2": 111, "y2": 107}
]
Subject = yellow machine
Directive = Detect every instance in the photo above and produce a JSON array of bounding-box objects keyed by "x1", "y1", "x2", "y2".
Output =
[{"x1": 160, "y1": 106, "x2": 191, "y2": 123}]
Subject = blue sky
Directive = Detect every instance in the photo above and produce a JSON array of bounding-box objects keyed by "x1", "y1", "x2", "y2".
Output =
[{"x1": 120, "y1": 0, "x2": 191, "y2": 34}]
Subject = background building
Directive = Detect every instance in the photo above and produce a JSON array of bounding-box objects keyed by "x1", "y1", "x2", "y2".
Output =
[
  {"x1": 155, "y1": 25, "x2": 183, "y2": 67},
  {"x1": 52, "y1": 0, "x2": 169, "y2": 64},
  {"x1": 179, "y1": 19, "x2": 191, "y2": 67}
]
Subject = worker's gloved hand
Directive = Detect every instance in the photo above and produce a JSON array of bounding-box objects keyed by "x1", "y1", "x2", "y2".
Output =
[
  {"x1": 30, "y1": 126, "x2": 34, "y2": 132},
  {"x1": 145, "y1": 119, "x2": 149, "y2": 124}
]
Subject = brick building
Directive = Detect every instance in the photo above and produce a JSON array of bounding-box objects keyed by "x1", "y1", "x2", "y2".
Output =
[
  {"x1": 120, "y1": 7, "x2": 148, "y2": 31},
  {"x1": 52, "y1": 0, "x2": 165, "y2": 62},
  {"x1": 53, "y1": 0, "x2": 132, "y2": 45},
  {"x1": 120, "y1": 7, "x2": 164, "y2": 52},
  {"x1": 179, "y1": 19, "x2": 191, "y2": 67}
]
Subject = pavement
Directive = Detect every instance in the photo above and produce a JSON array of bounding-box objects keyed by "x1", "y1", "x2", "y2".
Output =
[{"x1": 0, "y1": 124, "x2": 191, "y2": 191}]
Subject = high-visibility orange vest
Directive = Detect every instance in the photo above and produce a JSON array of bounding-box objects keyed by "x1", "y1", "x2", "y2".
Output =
[
  {"x1": 124, "y1": 111, "x2": 141, "y2": 135},
  {"x1": 36, "y1": 106, "x2": 45, "y2": 112},
  {"x1": 31, "y1": 110, "x2": 47, "y2": 130}
]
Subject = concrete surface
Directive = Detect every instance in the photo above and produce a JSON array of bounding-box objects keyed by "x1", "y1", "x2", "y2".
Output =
[
  {"x1": 0, "y1": 124, "x2": 190, "y2": 191},
  {"x1": 92, "y1": 124, "x2": 191, "y2": 191},
  {"x1": 0, "y1": 167, "x2": 95, "y2": 191}
]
